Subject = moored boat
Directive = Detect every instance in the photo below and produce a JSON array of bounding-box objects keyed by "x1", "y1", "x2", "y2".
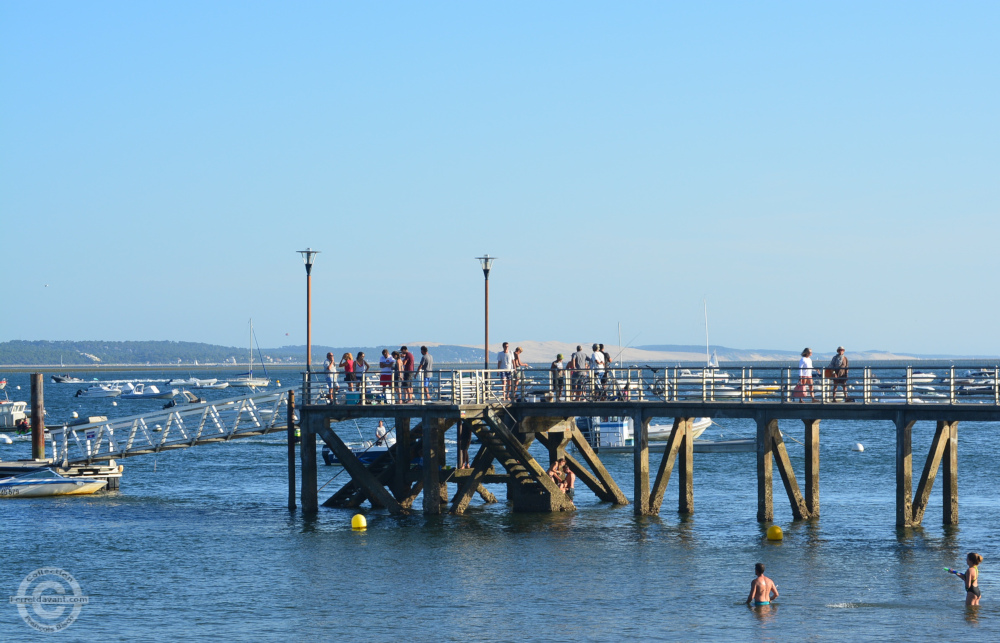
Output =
[
  {"x1": 0, "y1": 468, "x2": 107, "y2": 498},
  {"x1": 74, "y1": 384, "x2": 122, "y2": 398},
  {"x1": 121, "y1": 383, "x2": 176, "y2": 400}
]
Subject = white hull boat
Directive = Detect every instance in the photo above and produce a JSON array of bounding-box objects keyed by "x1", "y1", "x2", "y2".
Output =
[
  {"x1": 648, "y1": 417, "x2": 711, "y2": 440},
  {"x1": 0, "y1": 401, "x2": 29, "y2": 429},
  {"x1": 0, "y1": 469, "x2": 107, "y2": 498},
  {"x1": 74, "y1": 385, "x2": 122, "y2": 398},
  {"x1": 121, "y1": 383, "x2": 176, "y2": 400}
]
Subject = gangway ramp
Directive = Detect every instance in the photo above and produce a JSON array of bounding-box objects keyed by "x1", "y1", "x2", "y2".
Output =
[{"x1": 47, "y1": 389, "x2": 298, "y2": 466}]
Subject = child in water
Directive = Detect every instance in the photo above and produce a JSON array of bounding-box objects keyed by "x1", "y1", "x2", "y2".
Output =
[
  {"x1": 956, "y1": 553, "x2": 983, "y2": 606},
  {"x1": 746, "y1": 563, "x2": 779, "y2": 606}
]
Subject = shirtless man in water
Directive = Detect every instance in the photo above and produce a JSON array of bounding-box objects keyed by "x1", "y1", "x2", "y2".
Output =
[{"x1": 746, "y1": 563, "x2": 779, "y2": 606}]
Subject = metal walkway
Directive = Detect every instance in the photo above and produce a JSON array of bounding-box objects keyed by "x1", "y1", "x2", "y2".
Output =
[{"x1": 48, "y1": 389, "x2": 297, "y2": 466}]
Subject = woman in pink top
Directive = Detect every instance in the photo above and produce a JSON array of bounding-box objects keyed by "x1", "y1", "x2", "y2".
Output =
[{"x1": 339, "y1": 352, "x2": 356, "y2": 391}]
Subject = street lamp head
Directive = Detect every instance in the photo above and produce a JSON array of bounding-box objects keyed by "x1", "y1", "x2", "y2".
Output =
[
  {"x1": 476, "y1": 254, "x2": 496, "y2": 279},
  {"x1": 297, "y1": 248, "x2": 320, "y2": 275}
]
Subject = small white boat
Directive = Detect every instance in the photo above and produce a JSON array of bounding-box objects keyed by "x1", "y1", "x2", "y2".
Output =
[
  {"x1": 648, "y1": 417, "x2": 711, "y2": 441},
  {"x1": 229, "y1": 319, "x2": 271, "y2": 388},
  {"x1": 0, "y1": 378, "x2": 6, "y2": 390},
  {"x1": 910, "y1": 371, "x2": 937, "y2": 384},
  {"x1": 193, "y1": 381, "x2": 229, "y2": 390},
  {"x1": 0, "y1": 400, "x2": 29, "y2": 429},
  {"x1": 120, "y1": 383, "x2": 176, "y2": 400},
  {"x1": 0, "y1": 468, "x2": 107, "y2": 497},
  {"x1": 74, "y1": 385, "x2": 121, "y2": 398}
]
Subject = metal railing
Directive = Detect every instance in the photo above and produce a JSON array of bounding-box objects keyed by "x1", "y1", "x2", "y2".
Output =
[
  {"x1": 47, "y1": 388, "x2": 296, "y2": 465},
  {"x1": 303, "y1": 366, "x2": 1000, "y2": 407}
]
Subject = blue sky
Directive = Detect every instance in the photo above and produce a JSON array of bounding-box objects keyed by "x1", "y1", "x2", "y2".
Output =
[{"x1": 1, "y1": 2, "x2": 997, "y2": 354}]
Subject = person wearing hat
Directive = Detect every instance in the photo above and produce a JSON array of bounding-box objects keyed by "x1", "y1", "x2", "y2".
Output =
[
  {"x1": 550, "y1": 353, "x2": 566, "y2": 402},
  {"x1": 828, "y1": 346, "x2": 851, "y2": 402}
]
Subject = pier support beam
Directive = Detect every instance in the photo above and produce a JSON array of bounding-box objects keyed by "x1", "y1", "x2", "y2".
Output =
[
  {"x1": 287, "y1": 390, "x2": 296, "y2": 511},
  {"x1": 633, "y1": 412, "x2": 649, "y2": 516},
  {"x1": 678, "y1": 418, "x2": 693, "y2": 515},
  {"x1": 30, "y1": 373, "x2": 45, "y2": 460},
  {"x1": 300, "y1": 414, "x2": 319, "y2": 513},
  {"x1": 804, "y1": 419, "x2": 819, "y2": 517},
  {"x1": 422, "y1": 416, "x2": 443, "y2": 514},
  {"x1": 393, "y1": 417, "x2": 411, "y2": 499},
  {"x1": 895, "y1": 415, "x2": 915, "y2": 528},
  {"x1": 756, "y1": 416, "x2": 773, "y2": 522},
  {"x1": 943, "y1": 421, "x2": 958, "y2": 525},
  {"x1": 912, "y1": 421, "x2": 949, "y2": 525},
  {"x1": 649, "y1": 418, "x2": 686, "y2": 514}
]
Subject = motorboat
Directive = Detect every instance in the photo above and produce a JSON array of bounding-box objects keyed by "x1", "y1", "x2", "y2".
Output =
[
  {"x1": 910, "y1": 371, "x2": 937, "y2": 384},
  {"x1": 51, "y1": 374, "x2": 85, "y2": 384},
  {"x1": 0, "y1": 468, "x2": 107, "y2": 497},
  {"x1": 322, "y1": 443, "x2": 390, "y2": 466},
  {"x1": 0, "y1": 378, "x2": 6, "y2": 390},
  {"x1": 163, "y1": 390, "x2": 206, "y2": 408},
  {"x1": 648, "y1": 417, "x2": 712, "y2": 441},
  {"x1": 672, "y1": 368, "x2": 731, "y2": 383},
  {"x1": 74, "y1": 384, "x2": 122, "y2": 398},
  {"x1": 168, "y1": 377, "x2": 226, "y2": 389},
  {"x1": 193, "y1": 381, "x2": 229, "y2": 390},
  {"x1": 0, "y1": 401, "x2": 29, "y2": 429},
  {"x1": 120, "y1": 383, "x2": 176, "y2": 400}
]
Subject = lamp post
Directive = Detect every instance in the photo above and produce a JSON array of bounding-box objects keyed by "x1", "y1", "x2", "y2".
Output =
[
  {"x1": 297, "y1": 248, "x2": 320, "y2": 374},
  {"x1": 476, "y1": 255, "x2": 495, "y2": 370}
]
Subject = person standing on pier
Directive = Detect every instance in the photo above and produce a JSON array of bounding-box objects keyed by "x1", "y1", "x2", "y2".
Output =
[
  {"x1": 339, "y1": 352, "x2": 356, "y2": 392},
  {"x1": 418, "y1": 346, "x2": 434, "y2": 402},
  {"x1": 497, "y1": 342, "x2": 514, "y2": 401},
  {"x1": 798, "y1": 348, "x2": 816, "y2": 402},
  {"x1": 325, "y1": 352, "x2": 336, "y2": 402},
  {"x1": 356, "y1": 352, "x2": 370, "y2": 399},
  {"x1": 550, "y1": 354, "x2": 565, "y2": 401},
  {"x1": 392, "y1": 350, "x2": 405, "y2": 403},
  {"x1": 827, "y1": 347, "x2": 851, "y2": 402},
  {"x1": 400, "y1": 346, "x2": 415, "y2": 403},
  {"x1": 569, "y1": 345, "x2": 590, "y2": 401},
  {"x1": 589, "y1": 344, "x2": 606, "y2": 400},
  {"x1": 512, "y1": 347, "x2": 528, "y2": 400},
  {"x1": 746, "y1": 563, "x2": 779, "y2": 606},
  {"x1": 379, "y1": 349, "x2": 394, "y2": 402}
]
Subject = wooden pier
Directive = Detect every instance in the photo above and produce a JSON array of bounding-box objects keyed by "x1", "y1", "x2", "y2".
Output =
[{"x1": 296, "y1": 366, "x2": 1000, "y2": 527}]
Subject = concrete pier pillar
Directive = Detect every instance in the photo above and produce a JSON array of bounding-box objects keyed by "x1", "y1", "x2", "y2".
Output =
[
  {"x1": 756, "y1": 416, "x2": 773, "y2": 522},
  {"x1": 895, "y1": 414, "x2": 914, "y2": 528},
  {"x1": 943, "y1": 421, "x2": 958, "y2": 525},
  {"x1": 804, "y1": 419, "x2": 820, "y2": 517}
]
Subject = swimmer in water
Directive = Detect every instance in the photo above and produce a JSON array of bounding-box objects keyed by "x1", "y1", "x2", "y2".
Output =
[
  {"x1": 746, "y1": 563, "x2": 779, "y2": 606},
  {"x1": 956, "y1": 553, "x2": 983, "y2": 606}
]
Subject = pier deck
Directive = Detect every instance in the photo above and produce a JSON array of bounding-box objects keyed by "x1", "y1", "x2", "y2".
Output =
[{"x1": 298, "y1": 365, "x2": 1000, "y2": 527}]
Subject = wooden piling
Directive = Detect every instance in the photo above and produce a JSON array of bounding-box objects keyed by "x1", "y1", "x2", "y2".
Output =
[
  {"x1": 287, "y1": 390, "x2": 296, "y2": 511},
  {"x1": 771, "y1": 421, "x2": 809, "y2": 520},
  {"x1": 300, "y1": 415, "x2": 319, "y2": 513},
  {"x1": 804, "y1": 419, "x2": 820, "y2": 517},
  {"x1": 895, "y1": 415, "x2": 914, "y2": 528},
  {"x1": 633, "y1": 411, "x2": 649, "y2": 516},
  {"x1": 911, "y1": 420, "x2": 948, "y2": 525},
  {"x1": 942, "y1": 421, "x2": 958, "y2": 525},
  {"x1": 422, "y1": 415, "x2": 442, "y2": 514},
  {"x1": 30, "y1": 373, "x2": 45, "y2": 460},
  {"x1": 756, "y1": 416, "x2": 773, "y2": 522},
  {"x1": 678, "y1": 418, "x2": 694, "y2": 514},
  {"x1": 568, "y1": 429, "x2": 628, "y2": 504},
  {"x1": 649, "y1": 418, "x2": 684, "y2": 514},
  {"x1": 393, "y1": 417, "x2": 411, "y2": 499}
]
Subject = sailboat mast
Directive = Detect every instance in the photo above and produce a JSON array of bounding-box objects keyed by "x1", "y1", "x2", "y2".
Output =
[
  {"x1": 248, "y1": 319, "x2": 253, "y2": 378},
  {"x1": 704, "y1": 300, "x2": 710, "y2": 367}
]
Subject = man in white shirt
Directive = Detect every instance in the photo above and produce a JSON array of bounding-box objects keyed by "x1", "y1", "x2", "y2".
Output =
[
  {"x1": 589, "y1": 344, "x2": 605, "y2": 399},
  {"x1": 497, "y1": 342, "x2": 514, "y2": 401}
]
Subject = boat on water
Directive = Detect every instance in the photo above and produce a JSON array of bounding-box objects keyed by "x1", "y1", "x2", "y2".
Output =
[
  {"x1": 0, "y1": 378, "x2": 6, "y2": 390},
  {"x1": 229, "y1": 319, "x2": 271, "y2": 388},
  {"x1": 322, "y1": 422, "x2": 397, "y2": 465},
  {"x1": 74, "y1": 384, "x2": 122, "y2": 398},
  {"x1": 162, "y1": 390, "x2": 207, "y2": 408},
  {"x1": 910, "y1": 371, "x2": 937, "y2": 384},
  {"x1": 51, "y1": 374, "x2": 85, "y2": 384},
  {"x1": 577, "y1": 416, "x2": 712, "y2": 451},
  {"x1": 120, "y1": 383, "x2": 176, "y2": 400},
  {"x1": 0, "y1": 468, "x2": 107, "y2": 498},
  {"x1": 0, "y1": 400, "x2": 29, "y2": 429},
  {"x1": 193, "y1": 381, "x2": 229, "y2": 390}
]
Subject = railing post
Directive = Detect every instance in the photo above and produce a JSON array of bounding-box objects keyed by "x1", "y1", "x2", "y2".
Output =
[
  {"x1": 784, "y1": 369, "x2": 790, "y2": 403},
  {"x1": 863, "y1": 368, "x2": 870, "y2": 404},
  {"x1": 741, "y1": 367, "x2": 747, "y2": 403},
  {"x1": 995, "y1": 367, "x2": 999, "y2": 406},
  {"x1": 906, "y1": 366, "x2": 912, "y2": 404},
  {"x1": 949, "y1": 366, "x2": 955, "y2": 404}
]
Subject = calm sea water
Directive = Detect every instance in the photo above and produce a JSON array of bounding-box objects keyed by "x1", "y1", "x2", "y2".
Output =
[{"x1": 1, "y1": 370, "x2": 997, "y2": 640}]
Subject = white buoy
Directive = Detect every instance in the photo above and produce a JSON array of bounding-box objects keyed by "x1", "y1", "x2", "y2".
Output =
[
  {"x1": 16, "y1": 385, "x2": 21, "y2": 390},
  {"x1": 154, "y1": 424, "x2": 163, "y2": 432},
  {"x1": 71, "y1": 411, "x2": 79, "y2": 419},
  {"x1": 0, "y1": 434, "x2": 12, "y2": 445},
  {"x1": 852, "y1": 443, "x2": 865, "y2": 452},
  {"x1": 112, "y1": 401, "x2": 118, "y2": 406}
]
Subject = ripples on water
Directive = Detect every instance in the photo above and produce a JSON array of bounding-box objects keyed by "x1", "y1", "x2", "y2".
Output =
[{"x1": 1, "y1": 371, "x2": 997, "y2": 640}]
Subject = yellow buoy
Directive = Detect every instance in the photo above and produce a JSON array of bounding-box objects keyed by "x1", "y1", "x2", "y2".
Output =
[
  {"x1": 352, "y1": 514, "x2": 367, "y2": 530},
  {"x1": 766, "y1": 525, "x2": 783, "y2": 541}
]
